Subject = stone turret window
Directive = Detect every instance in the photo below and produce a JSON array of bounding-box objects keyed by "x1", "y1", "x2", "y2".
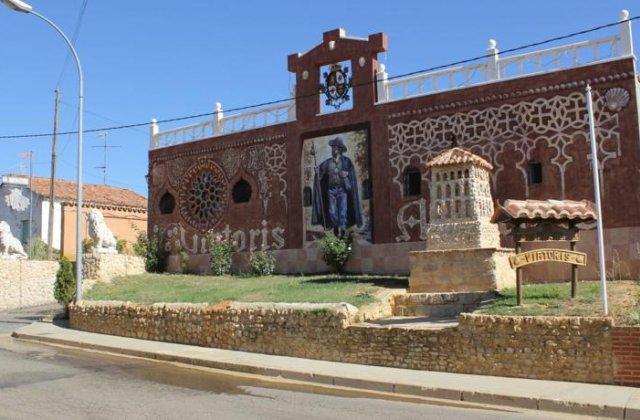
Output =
[
  {"x1": 528, "y1": 161, "x2": 543, "y2": 185},
  {"x1": 232, "y1": 179, "x2": 252, "y2": 203},
  {"x1": 159, "y1": 192, "x2": 175, "y2": 215},
  {"x1": 303, "y1": 187, "x2": 312, "y2": 207},
  {"x1": 403, "y1": 166, "x2": 422, "y2": 197},
  {"x1": 362, "y1": 179, "x2": 372, "y2": 200}
]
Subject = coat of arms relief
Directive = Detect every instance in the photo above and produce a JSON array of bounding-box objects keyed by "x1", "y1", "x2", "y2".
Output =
[{"x1": 4, "y1": 188, "x2": 30, "y2": 212}]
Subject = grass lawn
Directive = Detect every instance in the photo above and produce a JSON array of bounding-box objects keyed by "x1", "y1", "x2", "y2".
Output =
[
  {"x1": 475, "y1": 281, "x2": 640, "y2": 325},
  {"x1": 85, "y1": 273, "x2": 407, "y2": 308}
]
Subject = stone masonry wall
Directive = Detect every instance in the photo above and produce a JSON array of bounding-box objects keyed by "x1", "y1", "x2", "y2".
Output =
[
  {"x1": 0, "y1": 260, "x2": 59, "y2": 311},
  {"x1": 70, "y1": 301, "x2": 614, "y2": 384},
  {"x1": 82, "y1": 254, "x2": 145, "y2": 283}
]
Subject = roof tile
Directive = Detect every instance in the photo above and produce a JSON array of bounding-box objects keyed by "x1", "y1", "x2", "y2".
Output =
[
  {"x1": 426, "y1": 147, "x2": 493, "y2": 170},
  {"x1": 495, "y1": 199, "x2": 596, "y2": 221},
  {"x1": 26, "y1": 176, "x2": 147, "y2": 210}
]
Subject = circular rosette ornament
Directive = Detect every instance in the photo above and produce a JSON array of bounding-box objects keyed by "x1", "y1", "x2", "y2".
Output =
[
  {"x1": 319, "y1": 64, "x2": 352, "y2": 109},
  {"x1": 179, "y1": 158, "x2": 228, "y2": 232}
]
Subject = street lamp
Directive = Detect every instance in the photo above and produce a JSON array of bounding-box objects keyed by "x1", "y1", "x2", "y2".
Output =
[{"x1": 2, "y1": 0, "x2": 85, "y2": 301}]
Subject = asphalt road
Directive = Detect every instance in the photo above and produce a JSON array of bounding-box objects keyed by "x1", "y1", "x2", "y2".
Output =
[{"x1": 0, "y1": 308, "x2": 583, "y2": 419}]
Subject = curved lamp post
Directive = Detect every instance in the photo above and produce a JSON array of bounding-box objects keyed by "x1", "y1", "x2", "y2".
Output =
[{"x1": 2, "y1": 0, "x2": 85, "y2": 301}]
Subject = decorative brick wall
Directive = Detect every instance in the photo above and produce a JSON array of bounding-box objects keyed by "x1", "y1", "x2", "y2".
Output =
[
  {"x1": 70, "y1": 301, "x2": 614, "y2": 384},
  {"x1": 612, "y1": 326, "x2": 640, "y2": 386},
  {"x1": 0, "y1": 260, "x2": 59, "y2": 311}
]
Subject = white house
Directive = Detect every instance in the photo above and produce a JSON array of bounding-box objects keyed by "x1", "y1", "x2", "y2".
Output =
[
  {"x1": 0, "y1": 174, "x2": 147, "y2": 258},
  {"x1": 0, "y1": 174, "x2": 60, "y2": 250}
]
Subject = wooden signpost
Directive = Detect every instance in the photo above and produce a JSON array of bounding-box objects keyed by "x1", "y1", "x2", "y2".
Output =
[{"x1": 493, "y1": 199, "x2": 596, "y2": 306}]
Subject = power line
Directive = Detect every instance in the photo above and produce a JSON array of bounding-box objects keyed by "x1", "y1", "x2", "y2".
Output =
[
  {"x1": 1, "y1": 15, "x2": 637, "y2": 141},
  {"x1": 55, "y1": 0, "x2": 89, "y2": 88}
]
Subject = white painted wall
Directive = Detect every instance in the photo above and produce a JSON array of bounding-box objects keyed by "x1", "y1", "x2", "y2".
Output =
[
  {"x1": 40, "y1": 200, "x2": 62, "y2": 250},
  {"x1": 0, "y1": 175, "x2": 60, "y2": 251}
]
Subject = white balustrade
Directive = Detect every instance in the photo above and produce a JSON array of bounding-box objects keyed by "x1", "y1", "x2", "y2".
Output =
[
  {"x1": 150, "y1": 10, "x2": 633, "y2": 150},
  {"x1": 377, "y1": 10, "x2": 633, "y2": 104},
  {"x1": 150, "y1": 101, "x2": 294, "y2": 150}
]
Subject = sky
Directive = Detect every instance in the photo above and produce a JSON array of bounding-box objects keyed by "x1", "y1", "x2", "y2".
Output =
[{"x1": 0, "y1": 0, "x2": 636, "y2": 197}]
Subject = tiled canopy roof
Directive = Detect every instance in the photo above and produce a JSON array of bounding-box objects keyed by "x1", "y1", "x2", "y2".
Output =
[
  {"x1": 494, "y1": 199, "x2": 596, "y2": 222},
  {"x1": 28, "y1": 176, "x2": 147, "y2": 210},
  {"x1": 426, "y1": 147, "x2": 493, "y2": 170}
]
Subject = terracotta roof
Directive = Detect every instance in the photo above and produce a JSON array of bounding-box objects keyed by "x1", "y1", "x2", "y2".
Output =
[
  {"x1": 25, "y1": 176, "x2": 147, "y2": 210},
  {"x1": 494, "y1": 199, "x2": 596, "y2": 222},
  {"x1": 426, "y1": 147, "x2": 493, "y2": 170}
]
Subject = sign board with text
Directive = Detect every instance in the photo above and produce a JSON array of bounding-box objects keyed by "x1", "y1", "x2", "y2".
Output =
[{"x1": 509, "y1": 249, "x2": 587, "y2": 269}]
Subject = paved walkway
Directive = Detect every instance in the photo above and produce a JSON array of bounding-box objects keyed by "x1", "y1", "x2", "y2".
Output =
[{"x1": 12, "y1": 322, "x2": 640, "y2": 419}]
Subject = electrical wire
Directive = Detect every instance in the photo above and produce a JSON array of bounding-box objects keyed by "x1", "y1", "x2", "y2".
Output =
[
  {"x1": 0, "y1": 15, "x2": 637, "y2": 140},
  {"x1": 55, "y1": 0, "x2": 89, "y2": 88}
]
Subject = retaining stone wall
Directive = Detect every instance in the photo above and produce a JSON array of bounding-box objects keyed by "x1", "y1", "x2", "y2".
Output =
[
  {"x1": 0, "y1": 260, "x2": 58, "y2": 311},
  {"x1": 70, "y1": 300, "x2": 614, "y2": 384},
  {"x1": 82, "y1": 254, "x2": 145, "y2": 283}
]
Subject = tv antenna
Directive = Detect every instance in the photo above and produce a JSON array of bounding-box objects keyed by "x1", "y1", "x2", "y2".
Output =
[{"x1": 93, "y1": 132, "x2": 120, "y2": 184}]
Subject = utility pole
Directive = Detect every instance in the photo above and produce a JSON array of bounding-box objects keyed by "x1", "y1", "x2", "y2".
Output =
[
  {"x1": 586, "y1": 84, "x2": 609, "y2": 316},
  {"x1": 48, "y1": 89, "x2": 60, "y2": 260},
  {"x1": 93, "y1": 132, "x2": 120, "y2": 185},
  {"x1": 28, "y1": 151, "x2": 33, "y2": 259}
]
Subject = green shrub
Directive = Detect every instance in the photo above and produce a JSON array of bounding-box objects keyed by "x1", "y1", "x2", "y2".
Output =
[
  {"x1": 28, "y1": 239, "x2": 60, "y2": 260},
  {"x1": 82, "y1": 238, "x2": 94, "y2": 254},
  {"x1": 54, "y1": 257, "x2": 75, "y2": 305},
  {"x1": 179, "y1": 246, "x2": 190, "y2": 273},
  {"x1": 249, "y1": 251, "x2": 276, "y2": 276},
  {"x1": 116, "y1": 238, "x2": 128, "y2": 254},
  {"x1": 208, "y1": 234, "x2": 233, "y2": 276},
  {"x1": 133, "y1": 228, "x2": 166, "y2": 273},
  {"x1": 319, "y1": 232, "x2": 353, "y2": 273}
]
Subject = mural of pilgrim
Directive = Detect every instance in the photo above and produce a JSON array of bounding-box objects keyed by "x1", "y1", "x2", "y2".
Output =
[{"x1": 311, "y1": 136, "x2": 362, "y2": 236}]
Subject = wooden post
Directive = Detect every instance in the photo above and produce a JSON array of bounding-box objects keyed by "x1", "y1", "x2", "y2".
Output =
[
  {"x1": 515, "y1": 240, "x2": 522, "y2": 306},
  {"x1": 570, "y1": 240, "x2": 578, "y2": 298},
  {"x1": 48, "y1": 89, "x2": 60, "y2": 260}
]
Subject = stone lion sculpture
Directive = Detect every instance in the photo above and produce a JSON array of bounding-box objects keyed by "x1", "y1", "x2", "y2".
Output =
[
  {"x1": 0, "y1": 221, "x2": 28, "y2": 259},
  {"x1": 87, "y1": 209, "x2": 117, "y2": 254}
]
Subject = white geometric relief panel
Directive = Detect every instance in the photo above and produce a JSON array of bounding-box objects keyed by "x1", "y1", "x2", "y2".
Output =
[{"x1": 388, "y1": 89, "x2": 624, "y2": 200}]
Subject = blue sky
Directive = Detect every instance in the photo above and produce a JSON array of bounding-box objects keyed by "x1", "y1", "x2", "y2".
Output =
[{"x1": 0, "y1": 0, "x2": 636, "y2": 196}]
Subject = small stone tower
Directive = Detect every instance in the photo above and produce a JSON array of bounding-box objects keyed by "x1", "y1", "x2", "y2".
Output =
[
  {"x1": 409, "y1": 147, "x2": 515, "y2": 293},
  {"x1": 425, "y1": 148, "x2": 500, "y2": 250}
]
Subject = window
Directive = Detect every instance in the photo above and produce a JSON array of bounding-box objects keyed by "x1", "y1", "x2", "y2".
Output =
[
  {"x1": 232, "y1": 179, "x2": 252, "y2": 203},
  {"x1": 528, "y1": 161, "x2": 543, "y2": 185},
  {"x1": 403, "y1": 166, "x2": 422, "y2": 197},
  {"x1": 159, "y1": 192, "x2": 175, "y2": 214}
]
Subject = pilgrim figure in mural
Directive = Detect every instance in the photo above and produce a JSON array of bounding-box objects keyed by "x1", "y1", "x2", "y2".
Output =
[{"x1": 311, "y1": 137, "x2": 362, "y2": 236}]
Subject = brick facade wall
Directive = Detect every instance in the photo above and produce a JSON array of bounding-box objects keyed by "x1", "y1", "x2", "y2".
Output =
[
  {"x1": 70, "y1": 301, "x2": 615, "y2": 384},
  {"x1": 147, "y1": 35, "x2": 640, "y2": 279},
  {"x1": 612, "y1": 326, "x2": 640, "y2": 386}
]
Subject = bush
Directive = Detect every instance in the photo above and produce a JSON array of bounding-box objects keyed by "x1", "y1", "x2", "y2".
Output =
[
  {"x1": 28, "y1": 239, "x2": 60, "y2": 260},
  {"x1": 249, "y1": 251, "x2": 276, "y2": 276},
  {"x1": 179, "y1": 246, "x2": 190, "y2": 273},
  {"x1": 208, "y1": 234, "x2": 233, "y2": 276},
  {"x1": 133, "y1": 228, "x2": 166, "y2": 273},
  {"x1": 54, "y1": 257, "x2": 75, "y2": 305},
  {"x1": 82, "y1": 238, "x2": 94, "y2": 254},
  {"x1": 319, "y1": 232, "x2": 353, "y2": 273},
  {"x1": 116, "y1": 238, "x2": 128, "y2": 254}
]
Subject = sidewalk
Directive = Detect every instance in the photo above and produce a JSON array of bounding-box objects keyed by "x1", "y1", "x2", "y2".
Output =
[{"x1": 12, "y1": 322, "x2": 640, "y2": 419}]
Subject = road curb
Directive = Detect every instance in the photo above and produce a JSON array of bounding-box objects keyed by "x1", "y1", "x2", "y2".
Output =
[{"x1": 11, "y1": 328, "x2": 636, "y2": 418}]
